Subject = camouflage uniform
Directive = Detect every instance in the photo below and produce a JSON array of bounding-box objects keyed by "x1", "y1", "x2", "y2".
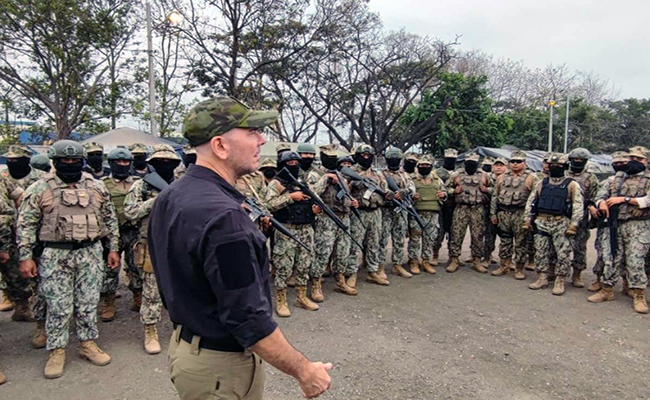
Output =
[
  {"x1": 484, "y1": 157, "x2": 508, "y2": 261},
  {"x1": 129, "y1": 143, "x2": 150, "y2": 178},
  {"x1": 82, "y1": 142, "x2": 111, "y2": 179},
  {"x1": 174, "y1": 145, "x2": 196, "y2": 179},
  {"x1": 434, "y1": 149, "x2": 458, "y2": 255}
]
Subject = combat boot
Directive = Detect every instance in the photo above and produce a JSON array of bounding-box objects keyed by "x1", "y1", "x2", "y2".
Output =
[
  {"x1": 552, "y1": 276, "x2": 565, "y2": 296},
  {"x1": 366, "y1": 272, "x2": 389, "y2": 286},
  {"x1": 588, "y1": 277, "x2": 602, "y2": 292},
  {"x1": 0, "y1": 291, "x2": 14, "y2": 311},
  {"x1": 44, "y1": 348, "x2": 66, "y2": 379},
  {"x1": 347, "y1": 273, "x2": 357, "y2": 289},
  {"x1": 130, "y1": 291, "x2": 142, "y2": 312},
  {"x1": 378, "y1": 265, "x2": 388, "y2": 280},
  {"x1": 491, "y1": 260, "x2": 511, "y2": 276},
  {"x1": 514, "y1": 265, "x2": 526, "y2": 280},
  {"x1": 143, "y1": 324, "x2": 161, "y2": 354},
  {"x1": 32, "y1": 321, "x2": 47, "y2": 349},
  {"x1": 0, "y1": 369, "x2": 5, "y2": 385},
  {"x1": 431, "y1": 250, "x2": 439, "y2": 266},
  {"x1": 295, "y1": 286, "x2": 319, "y2": 311},
  {"x1": 463, "y1": 256, "x2": 473, "y2": 264},
  {"x1": 392, "y1": 264, "x2": 413, "y2": 278},
  {"x1": 587, "y1": 285, "x2": 614, "y2": 303},
  {"x1": 446, "y1": 257, "x2": 459, "y2": 273},
  {"x1": 334, "y1": 274, "x2": 357, "y2": 296},
  {"x1": 631, "y1": 289, "x2": 649, "y2": 314},
  {"x1": 529, "y1": 273, "x2": 549, "y2": 290},
  {"x1": 101, "y1": 293, "x2": 116, "y2": 322},
  {"x1": 408, "y1": 259, "x2": 421, "y2": 275},
  {"x1": 275, "y1": 289, "x2": 291, "y2": 317},
  {"x1": 572, "y1": 269, "x2": 584, "y2": 288},
  {"x1": 12, "y1": 300, "x2": 35, "y2": 322},
  {"x1": 310, "y1": 278, "x2": 324, "y2": 303},
  {"x1": 471, "y1": 258, "x2": 488, "y2": 274},
  {"x1": 287, "y1": 274, "x2": 296, "y2": 287},
  {"x1": 623, "y1": 279, "x2": 632, "y2": 298},
  {"x1": 421, "y1": 260, "x2": 436, "y2": 274},
  {"x1": 79, "y1": 340, "x2": 111, "y2": 366},
  {"x1": 525, "y1": 261, "x2": 536, "y2": 271}
]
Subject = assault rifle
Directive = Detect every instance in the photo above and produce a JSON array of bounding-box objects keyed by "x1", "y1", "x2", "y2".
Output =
[
  {"x1": 333, "y1": 170, "x2": 365, "y2": 229},
  {"x1": 143, "y1": 171, "x2": 169, "y2": 192},
  {"x1": 279, "y1": 168, "x2": 363, "y2": 250},
  {"x1": 242, "y1": 197, "x2": 311, "y2": 252}
]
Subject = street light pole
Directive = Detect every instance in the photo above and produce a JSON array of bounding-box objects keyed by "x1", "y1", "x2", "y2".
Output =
[
  {"x1": 146, "y1": 3, "x2": 157, "y2": 137},
  {"x1": 548, "y1": 100, "x2": 555, "y2": 152},
  {"x1": 563, "y1": 95, "x2": 570, "y2": 153}
]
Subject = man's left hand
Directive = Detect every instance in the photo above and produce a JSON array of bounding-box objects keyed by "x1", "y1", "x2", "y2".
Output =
[{"x1": 605, "y1": 197, "x2": 626, "y2": 207}]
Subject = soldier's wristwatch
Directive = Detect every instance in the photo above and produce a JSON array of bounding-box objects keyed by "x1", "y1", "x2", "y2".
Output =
[{"x1": 624, "y1": 197, "x2": 631, "y2": 203}]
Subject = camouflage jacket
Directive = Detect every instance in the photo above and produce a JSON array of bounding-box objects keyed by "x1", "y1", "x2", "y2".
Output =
[
  {"x1": 235, "y1": 172, "x2": 269, "y2": 208},
  {"x1": 0, "y1": 168, "x2": 45, "y2": 251},
  {"x1": 124, "y1": 178, "x2": 165, "y2": 240},
  {"x1": 381, "y1": 168, "x2": 416, "y2": 203},
  {"x1": 567, "y1": 169, "x2": 599, "y2": 207}
]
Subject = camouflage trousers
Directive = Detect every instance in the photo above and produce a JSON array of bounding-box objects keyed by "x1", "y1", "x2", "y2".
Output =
[
  {"x1": 434, "y1": 204, "x2": 455, "y2": 252},
  {"x1": 602, "y1": 219, "x2": 650, "y2": 289},
  {"x1": 345, "y1": 208, "x2": 382, "y2": 273},
  {"x1": 592, "y1": 226, "x2": 612, "y2": 277},
  {"x1": 449, "y1": 205, "x2": 486, "y2": 259},
  {"x1": 311, "y1": 214, "x2": 351, "y2": 278},
  {"x1": 141, "y1": 271, "x2": 162, "y2": 325},
  {"x1": 496, "y1": 209, "x2": 528, "y2": 267},
  {"x1": 379, "y1": 208, "x2": 408, "y2": 265},
  {"x1": 407, "y1": 211, "x2": 440, "y2": 262},
  {"x1": 101, "y1": 226, "x2": 140, "y2": 295},
  {"x1": 273, "y1": 224, "x2": 314, "y2": 290},
  {"x1": 0, "y1": 246, "x2": 32, "y2": 303},
  {"x1": 571, "y1": 217, "x2": 591, "y2": 271},
  {"x1": 39, "y1": 242, "x2": 103, "y2": 350},
  {"x1": 484, "y1": 223, "x2": 497, "y2": 260},
  {"x1": 533, "y1": 216, "x2": 574, "y2": 277}
]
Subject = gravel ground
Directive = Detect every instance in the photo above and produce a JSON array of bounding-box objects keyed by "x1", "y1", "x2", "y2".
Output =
[{"x1": 1, "y1": 234, "x2": 649, "y2": 400}]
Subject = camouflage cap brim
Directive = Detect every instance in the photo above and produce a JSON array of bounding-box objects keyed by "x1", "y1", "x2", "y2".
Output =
[
  {"x1": 146, "y1": 150, "x2": 180, "y2": 162},
  {"x1": 3, "y1": 151, "x2": 28, "y2": 158},
  {"x1": 627, "y1": 149, "x2": 647, "y2": 159}
]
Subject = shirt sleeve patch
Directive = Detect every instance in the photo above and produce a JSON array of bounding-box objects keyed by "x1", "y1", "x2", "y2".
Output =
[{"x1": 216, "y1": 239, "x2": 256, "y2": 290}]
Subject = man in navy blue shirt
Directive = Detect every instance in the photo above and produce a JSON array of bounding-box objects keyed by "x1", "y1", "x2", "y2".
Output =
[{"x1": 149, "y1": 97, "x2": 332, "y2": 400}]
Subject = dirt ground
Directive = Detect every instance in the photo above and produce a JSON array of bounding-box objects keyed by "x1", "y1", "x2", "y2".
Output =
[{"x1": 1, "y1": 234, "x2": 649, "y2": 400}]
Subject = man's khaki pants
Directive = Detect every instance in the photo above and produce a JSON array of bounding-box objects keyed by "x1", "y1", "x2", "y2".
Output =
[{"x1": 168, "y1": 325, "x2": 265, "y2": 400}]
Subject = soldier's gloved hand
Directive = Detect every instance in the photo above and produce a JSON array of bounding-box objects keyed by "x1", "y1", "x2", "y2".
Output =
[
  {"x1": 521, "y1": 221, "x2": 532, "y2": 231},
  {"x1": 565, "y1": 225, "x2": 578, "y2": 236}
]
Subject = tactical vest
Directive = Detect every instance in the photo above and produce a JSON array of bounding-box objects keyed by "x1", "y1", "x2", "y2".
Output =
[
  {"x1": 536, "y1": 178, "x2": 573, "y2": 217},
  {"x1": 497, "y1": 171, "x2": 532, "y2": 208},
  {"x1": 611, "y1": 171, "x2": 650, "y2": 221},
  {"x1": 103, "y1": 177, "x2": 133, "y2": 226},
  {"x1": 454, "y1": 172, "x2": 488, "y2": 205},
  {"x1": 349, "y1": 167, "x2": 384, "y2": 209},
  {"x1": 414, "y1": 177, "x2": 441, "y2": 212},
  {"x1": 568, "y1": 170, "x2": 595, "y2": 202},
  {"x1": 38, "y1": 175, "x2": 108, "y2": 243},
  {"x1": 273, "y1": 183, "x2": 315, "y2": 225},
  {"x1": 320, "y1": 183, "x2": 349, "y2": 214}
]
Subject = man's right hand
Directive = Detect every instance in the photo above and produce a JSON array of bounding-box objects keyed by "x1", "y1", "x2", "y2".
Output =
[
  {"x1": 0, "y1": 251, "x2": 10, "y2": 264},
  {"x1": 298, "y1": 362, "x2": 333, "y2": 399},
  {"x1": 599, "y1": 201, "x2": 610, "y2": 219},
  {"x1": 20, "y1": 259, "x2": 37, "y2": 278},
  {"x1": 290, "y1": 192, "x2": 310, "y2": 202}
]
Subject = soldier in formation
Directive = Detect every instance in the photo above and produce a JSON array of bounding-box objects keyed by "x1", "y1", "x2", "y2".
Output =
[
  {"x1": 82, "y1": 142, "x2": 111, "y2": 179},
  {"x1": 484, "y1": 157, "x2": 508, "y2": 265}
]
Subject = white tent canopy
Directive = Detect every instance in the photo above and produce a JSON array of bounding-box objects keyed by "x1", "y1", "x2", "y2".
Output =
[{"x1": 80, "y1": 127, "x2": 182, "y2": 153}]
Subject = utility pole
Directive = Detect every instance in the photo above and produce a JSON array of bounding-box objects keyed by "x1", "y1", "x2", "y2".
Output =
[
  {"x1": 548, "y1": 99, "x2": 555, "y2": 152},
  {"x1": 563, "y1": 95, "x2": 570, "y2": 153},
  {"x1": 146, "y1": 3, "x2": 157, "y2": 137}
]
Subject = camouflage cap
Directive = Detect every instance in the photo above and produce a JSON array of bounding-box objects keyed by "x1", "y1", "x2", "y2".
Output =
[
  {"x1": 481, "y1": 157, "x2": 494, "y2": 166},
  {"x1": 183, "y1": 96, "x2": 279, "y2": 146},
  {"x1": 355, "y1": 144, "x2": 374, "y2": 155},
  {"x1": 612, "y1": 151, "x2": 629, "y2": 163},
  {"x1": 404, "y1": 152, "x2": 419, "y2": 162},
  {"x1": 628, "y1": 146, "x2": 649, "y2": 159},
  {"x1": 83, "y1": 141, "x2": 104, "y2": 153},
  {"x1": 319, "y1": 144, "x2": 338, "y2": 157},
  {"x1": 276, "y1": 143, "x2": 291, "y2": 153},
  {"x1": 297, "y1": 143, "x2": 317, "y2": 154},
  {"x1": 465, "y1": 153, "x2": 479, "y2": 163},
  {"x1": 417, "y1": 155, "x2": 434, "y2": 166},
  {"x1": 493, "y1": 157, "x2": 507, "y2": 166},
  {"x1": 444, "y1": 148, "x2": 458, "y2": 158},
  {"x1": 547, "y1": 153, "x2": 568, "y2": 165},
  {"x1": 146, "y1": 144, "x2": 180, "y2": 162},
  {"x1": 182, "y1": 144, "x2": 197, "y2": 155},
  {"x1": 259, "y1": 158, "x2": 277, "y2": 169},
  {"x1": 129, "y1": 143, "x2": 149, "y2": 155},
  {"x1": 3, "y1": 144, "x2": 31, "y2": 158},
  {"x1": 510, "y1": 150, "x2": 527, "y2": 161}
]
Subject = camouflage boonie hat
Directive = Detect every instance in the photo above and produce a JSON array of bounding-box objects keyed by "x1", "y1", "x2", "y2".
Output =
[
  {"x1": 259, "y1": 158, "x2": 277, "y2": 169},
  {"x1": 146, "y1": 144, "x2": 180, "y2": 162},
  {"x1": 444, "y1": 148, "x2": 458, "y2": 158},
  {"x1": 612, "y1": 151, "x2": 629, "y2": 163},
  {"x1": 183, "y1": 96, "x2": 279, "y2": 146},
  {"x1": 465, "y1": 153, "x2": 480, "y2": 163},
  {"x1": 276, "y1": 143, "x2": 291, "y2": 153},
  {"x1": 481, "y1": 157, "x2": 494, "y2": 166},
  {"x1": 510, "y1": 150, "x2": 527, "y2": 161},
  {"x1": 3, "y1": 144, "x2": 31, "y2": 158},
  {"x1": 355, "y1": 144, "x2": 374, "y2": 155},
  {"x1": 417, "y1": 155, "x2": 434, "y2": 166},
  {"x1": 83, "y1": 142, "x2": 104, "y2": 153},
  {"x1": 297, "y1": 143, "x2": 317, "y2": 154},
  {"x1": 493, "y1": 157, "x2": 507, "y2": 166},
  {"x1": 404, "y1": 152, "x2": 419, "y2": 162},
  {"x1": 182, "y1": 144, "x2": 197, "y2": 155},
  {"x1": 547, "y1": 153, "x2": 567, "y2": 165},
  {"x1": 628, "y1": 146, "x2": 649, "y2": 159},
  {"x1": 129, "y1": 143, "x2": 149, "y2": 155},
  {"x1": 319, "y1": 144, "x2": 338, "y2": 157}
]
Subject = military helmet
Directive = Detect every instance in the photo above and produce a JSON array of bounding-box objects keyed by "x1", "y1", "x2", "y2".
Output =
[
  {"x1": 3, "y1": 144, "x2": 31, "y2": 159},
  {"x1": 337, "y1": 155, "x2": 355, "y2": 166},
  {"x1": 417, "y1": 155, "x2": 434, "y2": 166},
  {"x1": 108, "y1": 148, "x2": 133, "y2": 161},
  {"x1": 146, "y1": 144, "x2": 180, "y2": 162},
  {"x1": 384, "y1": 147, "x2": 403, "y2": 159},
  {"x1": 48, "y1": 140, "x2": 86, "y2": 159},
  {"x1": 547, "y1": 153, "x2": 568, "y2": 165},
  {"x1": 129, "y1": 143, "x2": 149, "y2": 155},
  {"x1": 354, "y1": 144, "x2": 374, "y2": 155},
  {"x1": 297, "y1": 143, "x2": 317, "y2": 154},
  {"x1": 83, "y1": 141, "x2": 104, "y2": 154},
  {"x1": 568, "y1": 148, "x2": 591, "y2": 160},
  {"x1": 30, "y1": 153, "x2": 51, "y2": 169}
]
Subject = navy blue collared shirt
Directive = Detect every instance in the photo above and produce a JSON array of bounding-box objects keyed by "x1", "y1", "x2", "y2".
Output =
[{"x1": 149, "y1": 164, "x2": 277, "y2": 350}]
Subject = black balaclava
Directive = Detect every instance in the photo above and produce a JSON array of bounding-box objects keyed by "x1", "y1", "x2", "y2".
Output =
[
  {"x1": 464, "y1": 161, "x2": 478, "y2": 175},
  {"x1": 182, "y1": 154, "x2": 197, "y2": 168},
  {"x1": 612, "y1": 162, "x2": 627, "y2": 173},
  {"x1": 54, "y1": 159, "x2": 84, "y2": 183},
  {"x1": 386, "y1": 158, "x2": 401, "y2": 171},
  {"x1": 87, "y1": 152, "x2": 104, "y2": 171},
  {"x1": 355, "y1": 154, "x2": 374, "y2": 170},
  {"x1": 109, "y1": 161, "x2": 132, "y2": 180},
  {"x1": 300, "y1": 157, "x2": 314, "y2": 171},
  {"x1": 549, "y1": 164, "x2": 566, "y2": 178},
  {"x1": 418, "y1": 166, "x2": 432, "y2": 176},
  {"x1": 148, "y1": 159, "x2": 179, "y2": 183},
  {"x1": 7, "y1": 157, "x2": 31, "y2": 179},
  {"x1": 570, "y1": 159, "x2": 587, "y2": 173},
  {"x1": 482, "y1": 165, "x2": 492, "y2": 173},
  {"x1": 262, "y1": 168, "x2": 277, "y2": 180},
  {"x1": 320, "y1": 153, "x2": 338, "y2": 171},
  {"x1": 625, "y1": 160, "x2": 646, "y2": 175},
  {"x1": 443, "y1": 157, "x2": 456, "y2": 170},
  {"x1": 133, "y1": 155, "x2": 148, "y2": 170},
  {"x1": 278, "y1": 163, "x2": 300, "y2": 182},
  {"x1": 404, "y1": 159, "x2": 417, "y2": 174}
]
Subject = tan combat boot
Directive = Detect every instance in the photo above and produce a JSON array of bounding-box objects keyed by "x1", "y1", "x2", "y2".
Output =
[
  {"x1": 144, "y1": 324, "x2": 161, "y2": 354},
  {"x1": 529, "y1": 272, "x2": 549, "y2": 290},
  {"x1": 275, "y1": 289, "x2": 291, "y2": 317},
  {"x1": 130, "y1": 291, "x2": 142, "y2": 312},
  {"x1": 631, "y1": 289, "x2": 649, "y2": 314},
  {"x1": 79, "y1": 341, "x2": 111, "y2": 366},
  {"x1": 44, "y1": 348, "x2": 66, "y2": 379},
  {"x1": 514, "y1": 265, "x2": 526, "y2": 280},
  {"x1": 408, "y1": 259, "x2": 421, "y2": 275},
  {"x1": 588, "y1": 278, "x2": 602, "y2": 292},
  {"x1": 491, "y1": 260, "x2": 511, "y2": 276},
  {"x1": 310, "y1": 278, "x2": 324, "y2": 303},
  {"x1": 572, "y1": 270, "x2": 584, "y2": 288},
  {"x1": 0, "y1": 291, "x2": 14, "y2": 311},
  {"x1": 366, "y1": 272, "x2": 390, "y2": 286},
  {"x1": 392, "y1": 264, "x2": 413, "y2": 278},
  {"x1": 463, "y1": 256, "x2": 473, "y2": 264},
  {"x1": 446, "y1": 257, "x2": 460, "y2": 273},
  {"x1": 347, "y1": 273, "x2": 358, "y2": 289},
  {"x1": 552, "y1": 276, "x2": 566, "y2": 296},
  {"x1": 32, "y1": 321, "x2": 47, "y2": 349},
  {"x1": 0, "y1": 369, "x2": 5, "y2": 385},
  {"x1": 377, "y1": 265, "x2": 388, "y2": 280},
  {"x1": 12, "y1": 300, "x2": 35, "y2": 322},
  {"x1": 334, "y1": 274, "x2": 358, "y2": 296},
  {"x1": 101, "y1": 293, "x2": 116, "y2": 322},
  {"x1": 421, "y1": 260, "x2": 436, "y2": 274},
  {"x1": 525, "y1": 261, "x2": 536, "y2": 271},
  {"x1": 431, "y1": 250, "x2": 439, "y2": 266},
  {"x1": 471, "y1": 258, "x2": 488, "y2": 274},
  {"x1": 295, "y1": 286, "x2": 319, "y2": 311},
  {"x1": 587, "y1": 285, "x2": 614, "y2": 303}
]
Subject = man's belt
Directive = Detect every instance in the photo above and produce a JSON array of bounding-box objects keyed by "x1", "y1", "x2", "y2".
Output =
[
  {"x1": 536, "y1": 214, "x2": 565, "y2": 221},
  {"x1": 43, "y1": 240, "x2": 99, "y2": 250},
  {"x1": 174, "y1": 323, "x2": 244, "y2": 352},
  {"x1": 358, "y1": 206, "x2": 379, "y2": 211},
  {"x1": 497, "y1": 204, "x2": 525, "y2": 212}
]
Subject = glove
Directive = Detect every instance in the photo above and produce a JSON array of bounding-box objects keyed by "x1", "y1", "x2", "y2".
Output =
[
  {"x1": 521, "y1": 221, "x2": 532, "y2": 231},
  {"x1": 565, "y1": 225, "x2": 578, "y2": 236}
]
